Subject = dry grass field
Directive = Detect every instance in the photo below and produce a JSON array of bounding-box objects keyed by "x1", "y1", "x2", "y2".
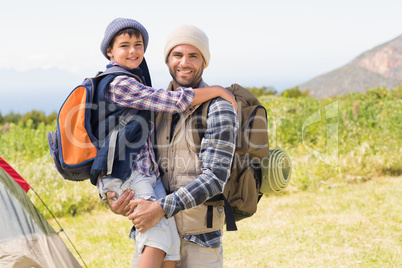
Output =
[{"x1": 49, "y1": 176, "x2": 401, "y2": 268}]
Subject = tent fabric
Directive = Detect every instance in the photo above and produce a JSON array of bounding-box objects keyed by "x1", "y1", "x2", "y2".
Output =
[
  {"x1": 0, "y1": 167, "x2": 54, "y2": 237},
  {"x1": 0, "y1": 157, "x2": 30, "y2": 192},
  {"x1": 0, "y1": 234, "x2": 81, "y2": 268},
  {"x1": 0, "y1": 165, "x2": 81, "y2": 268}
]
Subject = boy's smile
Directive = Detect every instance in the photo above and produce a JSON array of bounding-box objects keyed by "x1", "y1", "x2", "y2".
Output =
[{"x1": 107, "y1": 33, "x2": 144, "y2": 69}]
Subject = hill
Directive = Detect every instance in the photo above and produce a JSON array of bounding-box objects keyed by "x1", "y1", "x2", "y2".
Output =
[{"x1": 299, "y1": 34, "x2": 402, "y2": 98}]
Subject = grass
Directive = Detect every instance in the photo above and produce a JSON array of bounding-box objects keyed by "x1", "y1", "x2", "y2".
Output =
[
  {"x1": 49, "y1": 211, "x2": 134, "y2": 267},
  {"x1": 224, "y1": 176, "x2": 402, "y2": 267},
  {"x1": 49, "y1": 176, "x2": 402, "y2": 268}
]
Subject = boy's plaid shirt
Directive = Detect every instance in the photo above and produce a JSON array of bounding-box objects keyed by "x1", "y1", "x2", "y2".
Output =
[{"x1": 159, "y1": 97, "x2": 239, "y2": 248}]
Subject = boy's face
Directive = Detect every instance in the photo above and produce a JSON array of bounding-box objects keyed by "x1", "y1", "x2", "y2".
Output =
[
  {"x1": 107, "y1": 33, "x2": 144, "y2": 69},
  {"x1": 166, "y1": 44, "x2": 205, "y2": 89}
]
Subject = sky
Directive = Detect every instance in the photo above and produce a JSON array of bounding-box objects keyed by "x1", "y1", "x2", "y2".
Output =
[{"x1": 1, "y1": 0, "x2": 401, "y2": 114}]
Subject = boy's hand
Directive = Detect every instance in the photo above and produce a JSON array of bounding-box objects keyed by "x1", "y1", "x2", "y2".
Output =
[
  {"x1": 106, "y1": 190, "x2": 135, "y2": 216},
  {"x1": 218, "y1": 87, "x2": 238, "y2": 111}
]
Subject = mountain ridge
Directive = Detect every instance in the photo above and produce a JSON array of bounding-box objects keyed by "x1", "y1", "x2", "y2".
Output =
[{"x1": 299, "y1": 34, "x2": 402, "y2": 98}]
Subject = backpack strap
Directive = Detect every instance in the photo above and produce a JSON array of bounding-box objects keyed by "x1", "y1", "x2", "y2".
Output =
[
  {"x1": 95, "y1": 59, "x2": 152, "y2": 86},
  {"x1": 91, "y1": 66, "x2": 142, "y2": 105},
  {"x1": 193, "y1": 99, "x2": 212, "y2": 147},
  {"x1": 223, "y1": 196, "x2": 237, "y2": 231},
  {"x1": 205, "y1": 197, "x2": 238, "y2": 231},
  {"x1": 96, "y1": 66, "x2": 142, "y2": 82},
  {"x1": 105, "y1": 109, "x2": 138, "y2": 176}
]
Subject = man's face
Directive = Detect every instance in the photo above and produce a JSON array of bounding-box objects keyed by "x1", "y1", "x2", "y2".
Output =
[{"x1": 166, "y1": 44, "x2": 205, "y2": 89}]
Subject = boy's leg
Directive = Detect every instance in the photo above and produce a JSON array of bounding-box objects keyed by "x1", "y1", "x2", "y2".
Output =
[
  {"x1": 131, "y1": 245, "x2": 176, "y2": 268},
  {"x1": 130, "y1": 173, "x2": 179, "y2": 266},
  {"x1": 138, "y1": 246, "x2": 166, "y2": 268},
  {"x1": 154, "y1": 178, "x2": 180, "y2": 262},
  {"x1": 162, "y1": 261, "x2": 176, "y2": 268}
]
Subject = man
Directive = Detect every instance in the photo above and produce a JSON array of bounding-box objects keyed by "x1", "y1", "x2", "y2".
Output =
[{"x1": 108, "y1": 25, "x2": 239, "y2": 267}]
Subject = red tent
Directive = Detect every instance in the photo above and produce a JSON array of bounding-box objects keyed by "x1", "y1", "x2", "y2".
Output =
[
  {"x1": 0, "y1": 157, "x2": 30, "y2": 192},
  {"x1": 0, "y1": 156, "x2": 82, "y2": 267}
]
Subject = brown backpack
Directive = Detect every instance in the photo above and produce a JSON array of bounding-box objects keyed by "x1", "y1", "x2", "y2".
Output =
[{"x1": 192, "y1": 83, "x2": 270, "y2": 231}]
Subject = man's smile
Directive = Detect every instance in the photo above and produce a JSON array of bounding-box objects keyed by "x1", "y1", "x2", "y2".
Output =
[{"x1": 177, "y1": 69, "x2": 192, "y2": 74}]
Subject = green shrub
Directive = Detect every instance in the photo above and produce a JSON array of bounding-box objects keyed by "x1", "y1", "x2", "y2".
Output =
[{"x1": 280, "y1": 86, "x2": 310, "y2": 98}]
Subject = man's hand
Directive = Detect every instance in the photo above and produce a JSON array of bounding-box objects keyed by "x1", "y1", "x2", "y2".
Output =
[
  {"x1": 106, "y1": 190, "x2": 135, "y2": 216},
  {"x1": 128, "y1": 199, "x2": 166, "y2": 233}
]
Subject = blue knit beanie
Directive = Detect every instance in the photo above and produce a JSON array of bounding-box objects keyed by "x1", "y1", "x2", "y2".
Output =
[{"x1": 101, "y1": 18, "x2": 149, "y2": 60}]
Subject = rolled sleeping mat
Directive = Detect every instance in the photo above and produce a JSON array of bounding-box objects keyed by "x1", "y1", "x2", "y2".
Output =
[{"x1": 260, "y1": 149, "x2": 292, "y2": 194}]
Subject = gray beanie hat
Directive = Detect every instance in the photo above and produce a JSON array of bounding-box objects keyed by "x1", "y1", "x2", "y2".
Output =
[
  {"x1": 101, "y1": 18, "x2": 149, "y2": 60},
  {"x1": 164, "y1": 25, "x2": 210, "y2": 68}
]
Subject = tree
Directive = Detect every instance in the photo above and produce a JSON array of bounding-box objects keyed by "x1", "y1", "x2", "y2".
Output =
[
  {"x1": 21, "y1": 110, "x2": 47, "y2": 129},
  {"x1": 3, "y1": 112, "x2": 21, "y2": 124},
  {"x1": 45, "y1": 112, "x2": 57, "y2": 125},
  {"x1": 246, "y1": 86, "x2": 277, "y2": 98},
  {"x1": 281, "y1": 86, "x2": 310, "y2": 98}
]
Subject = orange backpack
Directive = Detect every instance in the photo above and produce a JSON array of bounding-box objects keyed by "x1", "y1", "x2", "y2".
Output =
[{"x1": 47, "y1": 67, "x2": 140, "y2": 181}]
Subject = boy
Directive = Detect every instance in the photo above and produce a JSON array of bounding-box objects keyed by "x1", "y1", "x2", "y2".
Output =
[{"x1": 92, "y1": 18, "x2": 237, "y2": 268}]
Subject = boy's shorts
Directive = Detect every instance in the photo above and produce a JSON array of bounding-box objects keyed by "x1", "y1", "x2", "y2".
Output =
[
  {"x1": 135, "y1": 215, "x2": 180, "y2": 261},
  {"x1": 98, "y1": 171, "x2": 180, "y2": 261}
]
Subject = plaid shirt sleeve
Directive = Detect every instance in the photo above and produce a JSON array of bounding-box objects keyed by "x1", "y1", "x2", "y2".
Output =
[
  {"x1": 107, "y1": 75, "x2": 194, "y2": 113},
  {"x1": 158, "y1": 98, "x2": 239, "y2": 218}
]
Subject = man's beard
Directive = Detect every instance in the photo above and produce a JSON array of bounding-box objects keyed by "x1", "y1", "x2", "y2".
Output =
[{"x1": 169, "y1": 66, "x2": 204, "y2": 88}]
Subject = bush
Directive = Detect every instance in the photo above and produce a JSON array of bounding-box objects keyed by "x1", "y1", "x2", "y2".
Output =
[
  {"x1": 261, "y1": 85, "x2": 401, "y2": 189},
  {"x1": 246, "y1": 86, "x2": 277, "y2": 98},
  {"x1": 1, "y1": 110, "x2": 56, "y2": 129},
  {"x1": 281, "y1": 86, "x2": 310, "y2": 98}
]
